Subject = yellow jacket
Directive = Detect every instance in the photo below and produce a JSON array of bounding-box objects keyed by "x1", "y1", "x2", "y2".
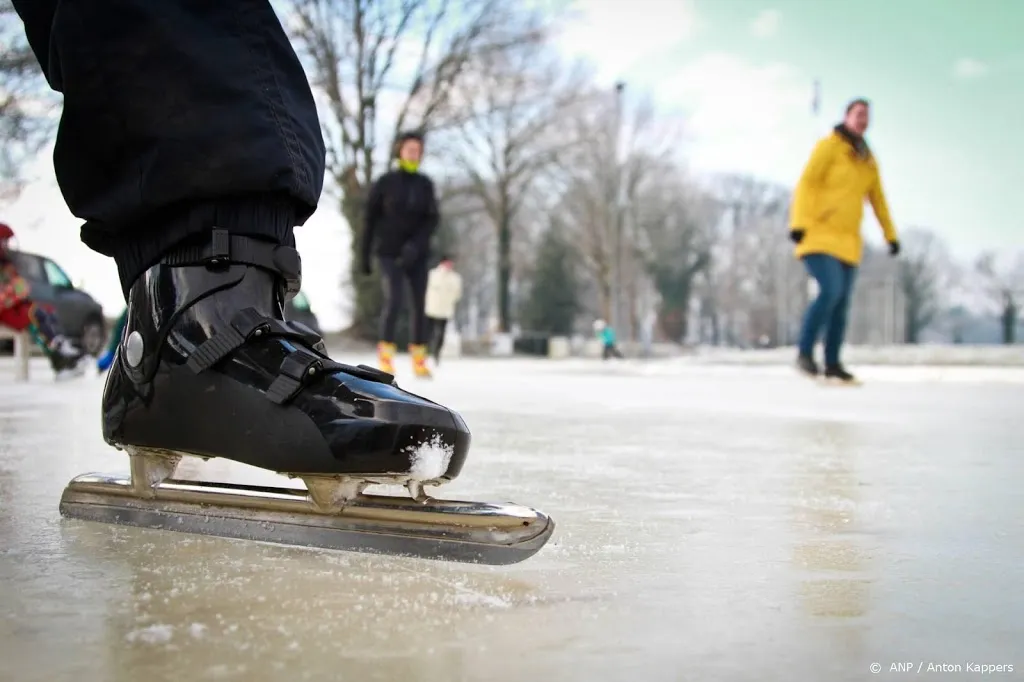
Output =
[{"x1": 789, "y1": 129, "x2": 898, "y2": 265}]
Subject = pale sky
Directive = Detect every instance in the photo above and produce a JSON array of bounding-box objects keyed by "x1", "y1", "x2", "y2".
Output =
[{"x1": 3, "y1": 0, "x2": 1020, "y2": 330}]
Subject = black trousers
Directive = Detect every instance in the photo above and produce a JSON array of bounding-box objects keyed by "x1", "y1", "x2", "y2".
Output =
[
  {"x1": 378, "y1": 256, "x2": 429, "y2": 346},
  {"x1": 427, "y1": 316, "x2": 448, "y2": 362},
  {"x1": 602, "y1": 342, "x2": 623, "y2": 360},
  {"x1": 11, "y1": 0, "x2": 326, "y2": 297}
]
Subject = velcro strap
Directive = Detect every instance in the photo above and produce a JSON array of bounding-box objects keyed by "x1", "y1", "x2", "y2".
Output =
[
  {"x1": 186, "y1": 307, "x2": 326, "y2": 373},
  {"x1": 162, "y1": 228, "x2": 302, "y2": 298},
  {"x1": 265, "y1": 354, "x2": 401, "y2": 405},
  {"x1": 266, "y1": 349, "x2": 345, "y2": 405}
]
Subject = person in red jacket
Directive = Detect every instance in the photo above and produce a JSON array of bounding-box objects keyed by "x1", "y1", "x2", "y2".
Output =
[{"x1": 0, "y1": 223, "x2": 85, "y2": 379}]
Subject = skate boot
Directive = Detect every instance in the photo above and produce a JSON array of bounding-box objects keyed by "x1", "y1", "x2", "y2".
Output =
[
  {"x1": 377, "y1": 341, "x2": 396, "y2": 374},
  {"x1": 47, "y1": 335, "x2": 86, "y2": 381},
  {"x1": 59, "y1": 229, "x2": 553, "y2": 565},
  {"x1": 796, "y1": 353, "x2": 818, "y2": 379},
  {"x1": 823, "y1": 364, "x2": 861, "y2": 386},
  {"x1": 410, "y1": 343, "x2": 432, "y2": 379}
]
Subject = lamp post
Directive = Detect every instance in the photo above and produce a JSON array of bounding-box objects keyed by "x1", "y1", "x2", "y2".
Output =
[{"x1": 613, "y1": 81, "x2": 625, "y2": 335}]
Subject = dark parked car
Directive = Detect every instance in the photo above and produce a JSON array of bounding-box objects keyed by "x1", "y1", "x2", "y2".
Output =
[
  {"x1": 2, "y1": 250, "x2": 107, "y2": 356},
  {"x1": 285, "y1": 291, "x2": 321, "y2": 335}
]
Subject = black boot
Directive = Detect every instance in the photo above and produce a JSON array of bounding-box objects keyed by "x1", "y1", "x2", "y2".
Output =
[
  {"x1": 45, "y1": 335, "x2": 85, "y2": 380},
  {"x1": 101, "y1": 229, "x2": 470, "y2": 479},
  {"x1": 823, "y1": 364, "x2": 861, "y2": 385},
  {"x1": 796, "y1": 353, "x2": 818, "y2": 378}
]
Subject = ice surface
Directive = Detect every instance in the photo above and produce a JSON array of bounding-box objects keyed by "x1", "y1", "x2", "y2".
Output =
[
  {"x1": 0, "y1": 353, "x2": 1022, "y2": 682},
  {"x1": 685, "y1": 343, "x2": 1024, "y2": 367}
]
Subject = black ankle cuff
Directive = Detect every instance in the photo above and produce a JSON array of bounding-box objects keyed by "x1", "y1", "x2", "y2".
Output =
[{"x1": 80, "y1": 193, "x2": 302, "y2": 298}]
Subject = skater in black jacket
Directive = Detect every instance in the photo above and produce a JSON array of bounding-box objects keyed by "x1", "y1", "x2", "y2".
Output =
[
  {"x1": 2, "y1": 1, "x2": 551, "y2": 565},
  {"x1": 361, "y1": 131, "x2": 439, "y2": 379}
]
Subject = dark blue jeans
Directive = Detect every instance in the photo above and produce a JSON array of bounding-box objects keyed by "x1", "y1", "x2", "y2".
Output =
[{"x1": 798, "y1": 254, "x2": 858, "y2": 367}]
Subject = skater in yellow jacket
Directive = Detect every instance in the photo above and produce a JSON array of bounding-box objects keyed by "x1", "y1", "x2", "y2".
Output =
[{"x1": 789, "y1": 98, "x2": 901, "y2": 385}]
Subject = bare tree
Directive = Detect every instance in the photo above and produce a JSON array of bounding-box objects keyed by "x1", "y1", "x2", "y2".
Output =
[
  {"x1": 285, "y1": 0, "x2": 548, "y2": 338},
  {"x1": 0, "y1": 2, "x2": 54, "y2": 192},
  {"x1": 898, "y1": 227, "x2": 951, "y2": 343},
  {"x1": 555, "y1": 95, "x2": 680, "y2": 330},
  {"x1": 438, "y1": 41, "x2": 593, "y2": 332},
  {"x1": 631, "y1": 167, "x2": 717, "y2": 343},
  {"x1": 975, "y1": 250, "x2": 1024, "y2": 344},
  {"x1": 704, "y1": 173, "x2": 792, "y2": 346},
  {"x1": 433, "y1": 180, "x2": 492, "y2": 335}
]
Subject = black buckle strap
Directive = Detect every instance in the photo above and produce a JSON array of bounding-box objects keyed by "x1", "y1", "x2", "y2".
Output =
[
  {"x1": 186, "y1": 307, "x2": 326, "y2": 373},
  {"x1": 266, "y1": 349, "x2": 347, "y2": 405},
  {"x1": 163, "y1": 228, "x2": 302, "y2": 299},
  {"x1": 265, "y1": 355, "x2": 399, "y2": 405},
  {"x1": 186, "y1": 308, "x2": 401, "y2": 405}
]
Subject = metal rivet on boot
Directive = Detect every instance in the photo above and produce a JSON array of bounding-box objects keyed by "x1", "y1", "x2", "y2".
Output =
[{"x1": 125, "y1": 331, "x2": 145, "y2": 367}]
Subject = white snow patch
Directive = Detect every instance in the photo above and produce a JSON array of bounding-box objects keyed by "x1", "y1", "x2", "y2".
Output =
[
  {"x1": 451, "y1": 592, "x2": 511, "y2": 609},
  {"x1": 205, "y1": 664, "x2": 247, "y2": 678},
  {"x1": 126, "y1": 624, "x2": 174, "y2": 644},
  {"x1": 188, "y1": 622, "x2": 208, "y2": 639},
  {"x1": 406, "y1": 434, "x2": 454, "y2": 481}
]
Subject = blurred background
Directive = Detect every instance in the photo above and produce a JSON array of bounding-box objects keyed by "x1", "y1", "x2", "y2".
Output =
[{"x1": 2, "y1": 0, "x2": 1021, "y2": 354}]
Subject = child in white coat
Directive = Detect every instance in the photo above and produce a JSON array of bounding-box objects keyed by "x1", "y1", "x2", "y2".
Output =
[{"x1": 424, "y1": 255, "x2": 463, "y2": 366}]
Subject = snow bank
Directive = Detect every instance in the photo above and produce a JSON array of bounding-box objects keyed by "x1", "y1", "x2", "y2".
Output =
[{"x1": 685, "y1": 344, "x2": 1024, "y2": 367}]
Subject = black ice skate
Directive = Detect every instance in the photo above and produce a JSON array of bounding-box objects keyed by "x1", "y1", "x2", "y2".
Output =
[
  {"x1": 47, "y1": 336, "x2": 86, "y2": 381},
  {"x1": 59, "y1": 230, "x2": 553, "y2": 564},
  {"x1": 795, "y1": 353, "x2": 819, "y2": 379},
  {"x1": 822, "y1": 364, "x2": 862, "y2": 386}
]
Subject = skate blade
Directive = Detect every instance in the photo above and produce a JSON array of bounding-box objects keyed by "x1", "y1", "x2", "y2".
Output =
[{"x1": 59, "y1": 474, "x2": 554, "y2": 565}]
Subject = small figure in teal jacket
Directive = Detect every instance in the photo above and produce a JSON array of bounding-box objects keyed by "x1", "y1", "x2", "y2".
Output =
[{"x1": 593, "y1": 319, "x2": 624, "y2": 360}]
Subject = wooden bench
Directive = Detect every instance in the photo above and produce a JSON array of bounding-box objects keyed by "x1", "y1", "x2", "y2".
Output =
[{"x1": 0, "y1": 326, "x2": 31, "y2": 381}]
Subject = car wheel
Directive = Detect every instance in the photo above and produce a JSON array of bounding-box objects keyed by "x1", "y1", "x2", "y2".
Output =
[{"x1": 80, "y1": 318, "x2": 106, "y2": 357}]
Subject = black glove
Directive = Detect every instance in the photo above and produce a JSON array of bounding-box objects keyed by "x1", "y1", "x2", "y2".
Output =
[
  {"x1": 888, "y1": 240, "x2": 900, "y2": 256},
  {"x1": 361, "y1": 258, "x2": 372, "y2": 276},
  {"x1": 789, "y1": 229, "x2": 805, "y2": 244}
]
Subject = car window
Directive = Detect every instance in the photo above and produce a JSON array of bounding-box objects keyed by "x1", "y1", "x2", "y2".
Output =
[
  {"x1": 292, "y1": 292, "x2": 310, "y2": 311},
  {"x1": 8, "y1": 252, "x2": 45, "y2": 281},
  {"x1": 43, "y1": 259, "x2": 73, "y2": 288}
]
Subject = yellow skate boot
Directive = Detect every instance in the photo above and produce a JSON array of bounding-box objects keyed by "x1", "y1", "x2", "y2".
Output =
[
  {"x1": 377, "y1": 341, "x2": 396, "y2": 375},
  {"x1": 410, "y1": 343, "x2": 433, "y2": 379}
]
